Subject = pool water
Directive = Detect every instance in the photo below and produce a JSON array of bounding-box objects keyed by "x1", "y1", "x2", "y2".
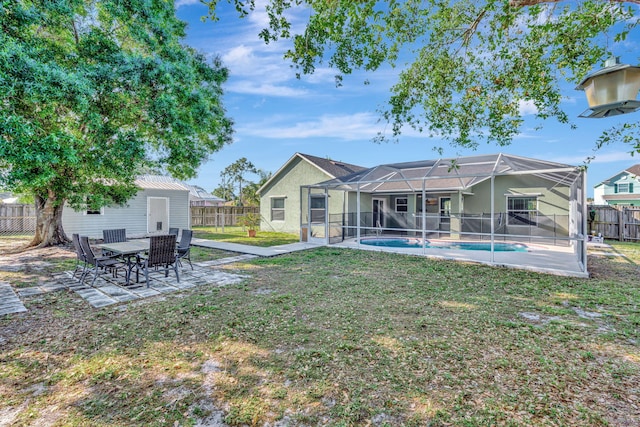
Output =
[{"x1": 360, "y1": 238, "x2": 528, "y2": 252}]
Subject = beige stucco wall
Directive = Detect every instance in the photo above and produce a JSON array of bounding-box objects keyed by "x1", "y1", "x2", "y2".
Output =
[
  {"x1": 259, "y1": 157, "x2": 333, "y2": 234},
  {"x1": 463, "y1": 175, "x2": 570, "y2": 215}
]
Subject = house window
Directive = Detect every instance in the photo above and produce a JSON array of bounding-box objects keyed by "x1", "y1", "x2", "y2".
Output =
[
  {"x1": 507, "y1": 196, "x2": 537, "y2": 226},
  {"x1": 395, "y1": 197, "x2": 408, "y2": 213},
  {"x1": 271, "y1": 198, "x2": 285, "y2": 221},
  {"x1": 310, "y1": 196, "x2": 326, "y2": 223},
  {"x1": 86, "y1": 196, "x2": 102, "y2": 215},
  {"x1": 616, "y1": 183, "x2": 633, "y2": 193}
]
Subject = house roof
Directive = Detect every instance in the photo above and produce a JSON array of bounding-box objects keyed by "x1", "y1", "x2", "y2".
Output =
[
  {"x1": 135, "y1": 175, "x2": 190, "y2": 191},
  {"x1": 298, "y1": 153, "x2": 367, "y2": 178},
  {"x1": 185, "y1": 184, "x2": 224, "y2": 203},
  {"x1": 594, "y1": 164, "x2": 640, "y2": 187},
  {"x1": 257, "y1": 152, "x2": 367, "y2": 195},
  {"x1": 309, "y1": 153, "x2": 581, "y2": 193}
]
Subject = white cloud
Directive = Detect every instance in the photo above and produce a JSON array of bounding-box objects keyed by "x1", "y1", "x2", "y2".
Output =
[
  {"x1": 224, "y1": 81, "x2": 307, "y2": 97},
  {"x1": 174, "y1": 0, "x2": 200, "y2": 8},
  {"x1": 239, "y1": 112, "x2": 384, "y2": 140},
  {"x1": 518, "y1": 100, "x2": 538, "y2": 116},
  {"x1": 552, "y1": 151, "x2": 636, "y2": 165}
]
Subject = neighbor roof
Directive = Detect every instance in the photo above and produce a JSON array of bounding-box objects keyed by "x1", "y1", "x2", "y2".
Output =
[
  {"x1": 309, "y1": 153, "x2": 581, "y2": 193},
  {"x1": 185, "y1": 184, "x2": 224, "y2": 203},
  {"x1": 594, "y1": 164, "x2": 640, "y2": 187}
]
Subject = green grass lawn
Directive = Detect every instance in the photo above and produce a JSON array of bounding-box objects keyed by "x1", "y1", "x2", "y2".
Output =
[
  {"x1": 0, "y1": 241, "x2": 638, "y2": 426},
  {"x1": 193, "y1": 226, "x2": 299, "y2": 247}
]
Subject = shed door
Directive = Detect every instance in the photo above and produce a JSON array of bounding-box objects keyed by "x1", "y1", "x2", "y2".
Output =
[{"x1": 148, "y1": 197, "x2": 169, "y2": 234}]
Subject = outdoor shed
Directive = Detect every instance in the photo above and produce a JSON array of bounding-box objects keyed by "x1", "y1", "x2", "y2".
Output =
[{"x1": 62, "y1": 175, "x2": 191, "y2": 239}]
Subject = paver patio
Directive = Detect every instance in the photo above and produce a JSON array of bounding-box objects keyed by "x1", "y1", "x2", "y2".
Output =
[{"x1": 1, "y1": 254, "x2": 256, "y2": 313}]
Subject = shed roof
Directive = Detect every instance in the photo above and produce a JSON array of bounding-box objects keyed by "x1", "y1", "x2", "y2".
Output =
[
  {"x1": 309, "y1": 153, "x2": 582, "y2": 193},
  {"x1": 135, "y1": 175, "x2": 190, "y2": 191}
]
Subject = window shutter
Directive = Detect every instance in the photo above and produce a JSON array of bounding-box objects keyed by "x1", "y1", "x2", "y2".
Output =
[
  {"x1": 614, "y1": 184, "x2": 618, "y2": 193},
  {"x1": 630, "y1": 183, "x2": 634, "y2": 193}
]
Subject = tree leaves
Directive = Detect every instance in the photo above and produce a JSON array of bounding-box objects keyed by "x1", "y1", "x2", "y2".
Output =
[
  {"x1": 0, "y1": 0, "x2": 233, "y2": 244},
  {"x1": 206, "y1": 0, "x2": 640, "y2": 151}
]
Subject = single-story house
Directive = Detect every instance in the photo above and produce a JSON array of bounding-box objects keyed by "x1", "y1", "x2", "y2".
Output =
[
  {"x1": 262, "y1": 153, "x2": 588, "y2": 274},
  {"x1": 257, "y1": 153, "x2": 367, "y2": 233},
  {"x1": 593, "y1": 164, "x2": 640, "y2": 207},
  {"x1": 260, "y1": 153, "x2": 585, "y2": 245},
  {"x1": 62, "y1": 175, "x2": 191, "y2": 239}
]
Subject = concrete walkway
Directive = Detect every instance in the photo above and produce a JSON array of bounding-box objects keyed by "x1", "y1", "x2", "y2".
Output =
[
  {"x1": 0, "y1": 283, "x2": 27, "y2": 316},
  {"x1": 191, "y1": 239, "x2": 320, "y2": 257}
]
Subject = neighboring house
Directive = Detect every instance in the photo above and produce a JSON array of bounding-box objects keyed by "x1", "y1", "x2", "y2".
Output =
[
  {"x1": 265, "y1": 153, "x2": 585, "y2": 246},
  {"x1": 257, "y1": 153, "x2": 367, "y2": 234},
  {"x1": 593, "y1": 164, "x2": 640, "y2": 207},
  {"x1": 186, "y1": 184, "x2": 225, "y2": 207},
  {"x1": 61, "y1": 175, "x2": 191, "y2": 239}
]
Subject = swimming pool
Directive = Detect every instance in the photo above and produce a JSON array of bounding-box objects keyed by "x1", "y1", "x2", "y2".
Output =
[{"x1": 360, "y1": 238, "x2": 528, "y2": 252}]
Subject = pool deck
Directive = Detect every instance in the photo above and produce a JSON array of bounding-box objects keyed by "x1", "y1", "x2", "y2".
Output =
[
  {"x1": 193, "y1": 237, "x2": 589, "y2": 278},
  {"x1": 333, "y1": 238, "x2": 589, "y2": 278}
]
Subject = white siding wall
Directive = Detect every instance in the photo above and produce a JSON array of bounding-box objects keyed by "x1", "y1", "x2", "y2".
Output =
[
  {"x1": 593, "y1": 186, "x2": 605, "y2": 205},
  {"x1": 62, "y1": 189, "x2": 190, "y2": 239}
]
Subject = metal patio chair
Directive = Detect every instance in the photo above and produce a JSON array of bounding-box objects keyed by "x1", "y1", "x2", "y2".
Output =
[
  {"x1": 79, "y1": 236, "x2": 127, "y2": 285},
  {"x1": 177, "y1": 229, "x2": 193, "y2": 270},
  {"x1": 135, "y1": 234, "x2": 179, "y2": 287},
  {"x1": 102, "y1": 228, "x2": 127, "y2": 257},
  {"x1": 71, "y1": 233, "x2": 88, "y2": 279},
  {"x1": 169, "y1": 227, "x2": 179, "y2": 236}
]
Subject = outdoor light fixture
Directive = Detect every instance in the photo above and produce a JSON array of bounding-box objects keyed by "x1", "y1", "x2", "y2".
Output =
[{"x1": 576, "y1": 57, "x2": 640, "y2": 118}]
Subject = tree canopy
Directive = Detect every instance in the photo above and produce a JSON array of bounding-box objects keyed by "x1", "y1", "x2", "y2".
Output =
[
  {"x1": 205, "y1": 0, "x2": 640, "y2": 151},
  {"x1": 0, "y1": 0, "x2": 233, "y2": 246}
]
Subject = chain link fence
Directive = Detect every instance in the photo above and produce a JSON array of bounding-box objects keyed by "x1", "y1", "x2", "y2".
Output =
[
  {"x1": 0, "y1": 204, "x2": 36, "y2": 252},
  {"x1": 0, "y1": 204, "x2": 36, "y2": 235}
]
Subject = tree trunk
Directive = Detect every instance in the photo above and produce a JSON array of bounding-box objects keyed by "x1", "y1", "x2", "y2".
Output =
[{"x1": 27, "y1": 191, "x2": 68, "y2": 248}]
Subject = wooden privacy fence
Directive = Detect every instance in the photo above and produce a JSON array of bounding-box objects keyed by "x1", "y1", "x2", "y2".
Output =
[
  {"x1": 588, "y1": 205, "x2": 640, "y2": 241},
  {"x1": 191, "y1": 206, "x2": 259, "y2": 227},
  {"x1": 0, "y1": 204, "x2": 36, "y2": 235}
]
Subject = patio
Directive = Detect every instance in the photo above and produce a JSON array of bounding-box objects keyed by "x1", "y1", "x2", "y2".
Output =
[
  {"x1": 0, "y1": 239, "x2": 317, "y2": 315},
  {"x1": 10, "y1": 255, "x2": 254, "y2": 310}
]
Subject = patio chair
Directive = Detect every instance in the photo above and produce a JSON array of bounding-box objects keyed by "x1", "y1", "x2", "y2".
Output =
[
  {"x1": 177, "y1": 229, "x2": 193, "y2": 270},
  {"x1": 102, "y1": 228, "x2": 127, "y2": 257},
  {"x1": 79, "y1": 236, "x2": 127, "y2": 285},
  {"x1": 169, "y1": 227, "x2": 179, "y2": 236},
  {"x1": 103, "y1": 228, "x2": 127, "y2": 243},
  {"x1": 71, "y1": 233, "x2": 87, "y2": 279},
  {"x1": 135, "y1": 234, "x2": 179, "y2": 287}
]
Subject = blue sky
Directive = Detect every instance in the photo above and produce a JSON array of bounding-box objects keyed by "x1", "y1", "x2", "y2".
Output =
[{"x1": 176, "y1": 1, "x2": 640, "y2": 198}]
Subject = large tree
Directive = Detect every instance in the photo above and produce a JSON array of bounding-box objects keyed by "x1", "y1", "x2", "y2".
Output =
[
  {"x1": 205, "y1": 0, "x2": 640, "y2": 151},
  {"x1": 0, "y1": 0, "x2": 233, "y2": 247}
]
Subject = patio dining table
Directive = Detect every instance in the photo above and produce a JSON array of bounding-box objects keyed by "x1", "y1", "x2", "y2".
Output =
[{"x1": 97, "y1": 239, "x2": 150, "y2": 285}]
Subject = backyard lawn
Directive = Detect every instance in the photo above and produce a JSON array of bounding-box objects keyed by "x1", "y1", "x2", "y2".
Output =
[
  {"x1": 193, "y1": 226, "x2": 299, "y2": 247},
  {"x1": 0, "y1": 239, "x2": 638, "y2": 426}
]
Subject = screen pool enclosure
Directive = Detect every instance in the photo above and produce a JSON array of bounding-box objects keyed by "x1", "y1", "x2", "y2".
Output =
[{"x1": 299, "y1": 153, "x2": 588, "y2": 277}]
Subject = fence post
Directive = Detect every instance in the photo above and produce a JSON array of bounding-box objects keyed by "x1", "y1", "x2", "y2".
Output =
[{"x1": 619, "y1": 208, "x2": 624, "y2": 241}]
